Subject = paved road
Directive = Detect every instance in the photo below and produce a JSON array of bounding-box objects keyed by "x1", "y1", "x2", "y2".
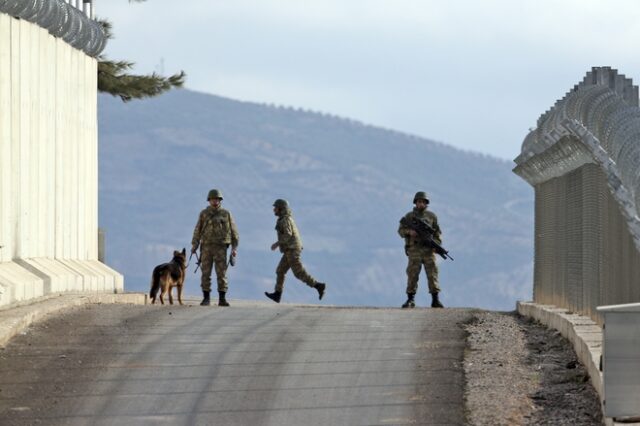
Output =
[{"x1": 0, "y1": 301, "x2": 475, "y2": 425}]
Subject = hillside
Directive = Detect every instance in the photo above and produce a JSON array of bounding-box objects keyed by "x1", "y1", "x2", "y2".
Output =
[{"x1": 98, "y1": 89, "x2": 533, "y2": 309}]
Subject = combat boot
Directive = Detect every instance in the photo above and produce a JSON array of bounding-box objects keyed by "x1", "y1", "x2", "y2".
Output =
[
  {"x1": 402, "y1": 293, "x2": 416, "y2": 309},
  {"x1": 264, "y1": 290, "x2": 282, "y2": 303},
  {"x1": 431, "y1": 292, "x2": 444, "y2": 308},
  {"x1": 315, "y1": 283, "x2": 326, "y2": 300},
  {"x1": 218, "y1": 291, "x2": 230, "y2": 307},
  {"x1": 200, "y1": 291, "x2": 210, "y2": 306}
]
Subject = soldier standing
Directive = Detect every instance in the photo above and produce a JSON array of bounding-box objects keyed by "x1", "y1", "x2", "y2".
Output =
[
  {"x1": 264, "y1": 199, "x2": 326, "y2": 303},
  {"x1": 191, "y1": 189, "x2": 239, "y2": 307},
  {"x1": 398, "y1": 191, "x2": 444, "y2": 309}
]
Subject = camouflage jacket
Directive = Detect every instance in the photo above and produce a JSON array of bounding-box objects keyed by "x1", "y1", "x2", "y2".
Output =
[
  {"x1": 398, "y1": 207, "x2": 442, "y2": 250},
  {"x1": 191, "y1": 206, "x2": 239, "y2": 250},
  {"x1": 275, "y1": 211, "x2": 302, "y2": 252}
]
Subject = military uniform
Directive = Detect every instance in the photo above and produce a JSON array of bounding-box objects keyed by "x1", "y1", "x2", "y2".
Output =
[
  {"x1": 274, "y1": 209, "x2": 317, "y2": 291},
  {"x1": 191, "y1": 189, "x2": 239, "y2": 306},
  {"x1": 398, "y1": 191, "x2": 444, "y2": 308},
  {"x1": 265, "y1": 199, "x2": 325, "y2": 303}
]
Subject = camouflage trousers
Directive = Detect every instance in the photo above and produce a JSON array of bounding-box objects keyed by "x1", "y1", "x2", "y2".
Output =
[
  {"x1": 406, "y1": 248, "x2": 440, "y2": 294},
  {"x1": 200, "y1": 244, "x2": 229, "y2": 292},
  {"x1": 275, "y1": 250, "x2": 317, "y2": 292}
]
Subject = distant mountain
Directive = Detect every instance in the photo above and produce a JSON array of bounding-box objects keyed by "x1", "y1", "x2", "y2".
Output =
[{"x1": 98, "y1": 89, "x2": 533, "y2": 310}]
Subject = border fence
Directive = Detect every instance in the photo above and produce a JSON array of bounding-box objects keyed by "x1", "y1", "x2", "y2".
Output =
[{"x1": 514, "y1": 67, "x2": 640, "y2": 324}]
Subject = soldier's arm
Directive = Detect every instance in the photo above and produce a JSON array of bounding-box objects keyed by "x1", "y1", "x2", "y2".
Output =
[
  {"x1": 191, "y1": 211, "x2": 204, "y2": 251},
  {"x1": 228, "y1": 212, "x2": 239, "y2": 249},
  {"x1": 398, "y1": 214, "x2": 413, "y2": 238},
  {"x1": 432, "y1": 215, "x2": 443, "y2": 244}
]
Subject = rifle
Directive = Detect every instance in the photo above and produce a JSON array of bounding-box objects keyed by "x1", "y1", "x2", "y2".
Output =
[
  {"x1": 191, "y1": 248, "x2": 235, "y2": 271},
  {"x1": 400, "y1": 216, "x2": 454, "y2": 261},
  {"x1": 192, "y1": 251, "x2": 201, "y2": 273}
]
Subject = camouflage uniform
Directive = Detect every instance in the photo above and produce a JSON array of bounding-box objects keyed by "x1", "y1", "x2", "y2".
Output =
[
  {"x1": 192, "y1": 205, "x2": 239, "y2": 293},
  {"x1": 274, "y1": 208, "x2": 318, "y2": 291},
  {"x1": 398, "y1": 207, "x2": 442, "y2": 295}
]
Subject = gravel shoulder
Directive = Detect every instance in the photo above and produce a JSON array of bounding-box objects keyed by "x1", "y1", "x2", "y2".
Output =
[{"x1": 463, "y1": 311, "x2": 603, "y2": 425}]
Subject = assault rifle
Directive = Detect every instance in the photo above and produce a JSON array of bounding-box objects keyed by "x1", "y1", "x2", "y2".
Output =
[
  {"x1": 400, "y1": 216, "x2": 454, "y2": 261},
  {"x1": 190, "y1": 248, "x2": 235, "y2": 273},
  {"x1": 191, "y1": 251, "x2": 201, "y2": 273}
]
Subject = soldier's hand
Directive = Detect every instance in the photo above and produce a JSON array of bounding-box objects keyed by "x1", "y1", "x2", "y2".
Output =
[
  {"x1": 408, "y1": 230, "x2": 418, "y2": 237},
  {"x1": 270, "y1": 242, "x2": 279, "y2": 251},
  {"x1": 191, "y1": 247, "x2": 197, "y2": 254},
  {"x1": 231, "y1": 248, "x2": 237, "y2": 257}
]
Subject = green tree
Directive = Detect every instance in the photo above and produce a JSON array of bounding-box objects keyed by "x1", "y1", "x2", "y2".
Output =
[{"x1": 97, "y1": 1, "x2": 186, "y2": 102}]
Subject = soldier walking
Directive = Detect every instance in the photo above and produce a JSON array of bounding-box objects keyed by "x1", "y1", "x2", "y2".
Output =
[
  {"x1": 191, "y1": 189, "x2": 239, "y2": 307},
  {"x1": 398, "y1": 191, "x2": 444, "y2": 309},
  {"x1": 264, "y1": 199, "x2": 326, "y2": 303}
]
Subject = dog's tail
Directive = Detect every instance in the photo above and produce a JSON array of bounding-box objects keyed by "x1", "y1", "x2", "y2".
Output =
[{"x1": 150, "y1": 266, "x2": 162, "y2": 300}]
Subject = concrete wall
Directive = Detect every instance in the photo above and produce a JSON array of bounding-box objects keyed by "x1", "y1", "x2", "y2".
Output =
[{"x1": 0, "y1": 13, "x2": 122, "y2": 306}]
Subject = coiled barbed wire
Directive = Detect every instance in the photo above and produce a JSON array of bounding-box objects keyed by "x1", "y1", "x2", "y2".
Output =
[
  {"x1": 516, "y1": 68, "x2": 640, "y2": 251},
  {"x1": 0, "y1": 0, "x2": 106, "y2": 56}
]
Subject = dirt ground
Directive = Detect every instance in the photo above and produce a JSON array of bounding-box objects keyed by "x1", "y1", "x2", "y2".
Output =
[{"x1": 463, "y1": 311, "x2": 603, "y2": 425}]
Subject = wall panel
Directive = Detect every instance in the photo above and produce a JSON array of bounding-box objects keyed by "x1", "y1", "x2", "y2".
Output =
[
  {"x1": 0, "y1": 11, "x2": 123, "y2": 306},
  {"x1": 0, "y1": 14, "x2": 11, "y2": 263}
]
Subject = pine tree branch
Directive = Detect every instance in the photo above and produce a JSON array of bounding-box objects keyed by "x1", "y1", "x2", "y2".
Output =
[
  {"x1": 96, "y1": 18, "x2": 186, "y2": 102},
  {"x1": 97, "y1": 60, "x2": 186, "y2": 102}
]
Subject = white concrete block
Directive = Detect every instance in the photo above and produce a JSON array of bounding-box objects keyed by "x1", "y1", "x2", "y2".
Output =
[{"x1": 0, "y1": 262, "x2": 44, "y2": 307}]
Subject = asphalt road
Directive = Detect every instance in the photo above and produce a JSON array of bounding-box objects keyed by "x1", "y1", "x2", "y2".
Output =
[{"x1": 0, "y1": 301, "x2": 475, "y2": 426}]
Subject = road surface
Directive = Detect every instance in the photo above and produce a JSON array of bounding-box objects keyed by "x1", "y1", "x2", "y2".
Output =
[{"x1": 0, "y1": 301, "x2": 475, "y2": 425}]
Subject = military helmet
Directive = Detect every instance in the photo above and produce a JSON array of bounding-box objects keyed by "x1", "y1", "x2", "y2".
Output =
[
  {"x1": 413, "y1": 191, "x2": 429, "y2": 203},
  {"x1": 207, "y1": 189, "x2": 223, "y2": 200},
  {"x1": 273, "y1": 199, "x2": 289, "y2": 209}
]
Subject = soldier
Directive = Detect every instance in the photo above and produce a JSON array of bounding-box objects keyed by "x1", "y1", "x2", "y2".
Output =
[
  {"x1": 264, "y1": 199, "x2": 326, "y2": 303},
  {"x1": 191, "y1": 189, "x2": 239, "y2": 307},
  {"x1": 398, "y1": 191, "x2": 444, "y2": 309}
]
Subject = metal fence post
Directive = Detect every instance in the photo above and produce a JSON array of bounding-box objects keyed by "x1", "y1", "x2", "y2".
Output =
[{"x1": 98, "y1": 228, "x2": 106, "y2": 263}]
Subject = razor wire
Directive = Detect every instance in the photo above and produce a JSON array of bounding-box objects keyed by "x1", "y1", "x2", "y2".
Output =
[
  {"x1": 0, "y1": 0, "x2": 106, "y2": 57},
  {"x1": 518, "y1": 69, "x2": 640, "y2": 224}
]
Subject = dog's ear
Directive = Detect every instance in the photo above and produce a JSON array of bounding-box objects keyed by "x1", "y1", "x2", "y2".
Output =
[
  {"x1": 181, "y1": 248, "x2": 186, "y2": 255},
  {"x1": 173, "y1": 250, "x2": 179, "y2": 256}
]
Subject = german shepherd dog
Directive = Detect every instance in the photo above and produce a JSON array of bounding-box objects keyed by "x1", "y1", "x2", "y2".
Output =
[{"x1": 150, "y1": 248, "x2": 187, "y2": 305}]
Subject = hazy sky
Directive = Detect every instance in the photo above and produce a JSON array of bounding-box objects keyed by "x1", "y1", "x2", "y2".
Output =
[{"x1": 98, "y1": 0, "x2": 640, "y2": 160}]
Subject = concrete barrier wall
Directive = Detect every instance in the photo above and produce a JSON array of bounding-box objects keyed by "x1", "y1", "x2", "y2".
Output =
[
  {"x1": 0, "y1": 13, "x2": 122, "y2": 306},
  {"x1": 514, "y1": 67, "x2": 640, "y2": 325}
]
